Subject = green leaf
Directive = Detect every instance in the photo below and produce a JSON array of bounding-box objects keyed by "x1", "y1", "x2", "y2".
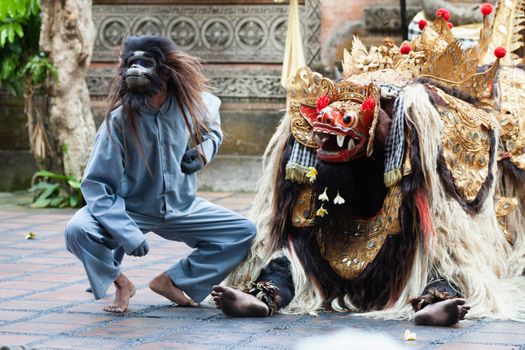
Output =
[
  {"x1": 31, "y1": 196, "x2": 51, "y2": 208},
  {"x1": 13, "y1": 22, "x2": 23, "y2": 39},
  {"x1": 69, "y1": 194, "x2": 79, "y2": 208},
  {"x1": 7, "y1": 25, "x2": 15, "y2": 44},
  {"x1": 28, "y1": 181, "x2": 55, "y2": 193},
  {"x1": 49, "y1": 195, "x2": 66, "y2": 207},
  {"x1": 0, "y1": 27, "x2": 8, "y2": 47},
  {"x1": 34, "y1": 170, "x2": 69, "y2": 181},
  {"x1": 0, "y1": 1, "x2": 7, "y2": 21},
  {"x1": 67, "y1": 179, "x2": 81, "y2": 189},
  {"x1": 62, "y1": 143, "x2": 68, "y2": 155}
]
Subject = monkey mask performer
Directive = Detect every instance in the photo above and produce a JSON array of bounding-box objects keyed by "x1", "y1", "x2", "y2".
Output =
[
  {"x1": 65, "y1": 36, "x2": 256, "y2": 313},
  {"x1": 214, "y1": 2, "x2": 525, "y2": 326}
]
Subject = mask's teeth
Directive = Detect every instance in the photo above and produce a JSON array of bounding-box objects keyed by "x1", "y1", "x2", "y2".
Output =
[
  {"x1": 347, "y1": 138, "x2": 355, "y2": 150},
  {"x1": 336, "y1": 135, "x2": 345, "y2": 148}
]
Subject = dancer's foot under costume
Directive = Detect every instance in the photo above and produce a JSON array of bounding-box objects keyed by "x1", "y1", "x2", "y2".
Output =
[
  {"x1": 219, "y1": 2, "x2": 525, "y2": 324},
  {"x1": 64, "y1": 36, "x2": 256, "y2": 311}
]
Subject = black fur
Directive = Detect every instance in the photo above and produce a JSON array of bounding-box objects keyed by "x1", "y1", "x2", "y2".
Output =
[
  {"x1": 499, "y1": 157, "x2": 525, "y2": 186},
  {"x1": 344, "y1": 129, "x2": 422, "y2": 311},
  {"x1": 267, "y1": 135, "x2": 306, "y2": 250}
]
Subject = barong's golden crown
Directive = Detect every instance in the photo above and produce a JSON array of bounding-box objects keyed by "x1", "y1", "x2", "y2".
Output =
[{"x1": 342, "y1": 15, "x2": 504, "y2": 99}]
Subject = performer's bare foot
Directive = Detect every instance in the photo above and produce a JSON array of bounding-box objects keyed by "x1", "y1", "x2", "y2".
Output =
[
  {"x1": 414, "y1": 298, "x2": 470, "y2": 326},
  {"x1": 149, "y1": 272, "x2": 198, "y2": 307},
  {"x1": 211, "y1": 285, "x2": 270, "y2": 317},
  {"x1": 103, "y1": 273, "x2": 136, "y2": 313}
]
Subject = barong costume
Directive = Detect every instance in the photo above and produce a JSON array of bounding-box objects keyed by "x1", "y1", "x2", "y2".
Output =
[{"x1": 225, "y1": 0, "x2": 525, "y2": 320}]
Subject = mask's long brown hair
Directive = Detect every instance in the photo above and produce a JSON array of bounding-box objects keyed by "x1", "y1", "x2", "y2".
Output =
[{"x1": 106, "y1": 36, "x2": 210, "y2": 174}]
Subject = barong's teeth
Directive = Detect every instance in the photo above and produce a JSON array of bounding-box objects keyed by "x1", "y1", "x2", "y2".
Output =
[
  {"x1": 336, "y1": 135, "x2": 345, "y2": 148},
  {"x1": 347, "y1": 138, "x2": 355, "y2": 150}
]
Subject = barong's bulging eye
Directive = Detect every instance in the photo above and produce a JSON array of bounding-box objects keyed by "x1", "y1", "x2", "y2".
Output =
[{"x1": 343, "y1": 115, "x2": 352, "y2": 124}]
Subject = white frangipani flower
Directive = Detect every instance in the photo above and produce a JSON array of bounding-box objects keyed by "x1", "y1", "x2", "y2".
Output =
[
  {"x1": 318, "y1": 187, "x2": 329, "y2": 202},
  {"x1": 333, "y1": 191, "x2": 345, "y2": 205}
]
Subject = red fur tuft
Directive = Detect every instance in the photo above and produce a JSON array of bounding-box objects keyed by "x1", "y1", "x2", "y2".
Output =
[
  {"x1": 416, "y1": 189, "x2": 434, "y2": 249},
  {"x1": 361, "y1": 97, "x2": 376, "y2": 130},
  {"x1": 316, "y1": 95, "x2": 331, "y2": 112}
]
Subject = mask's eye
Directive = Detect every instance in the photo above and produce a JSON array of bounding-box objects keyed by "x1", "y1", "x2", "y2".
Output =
[
  {"x1": 129, "y1": 58, "x2": 154, "y2": 68},
  {"x1": 343, "y1": 115, "x2": 352, "y2": 124}
]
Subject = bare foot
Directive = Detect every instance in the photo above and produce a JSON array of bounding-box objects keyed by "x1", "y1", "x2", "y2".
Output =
[
  {"x1": 211, "y1": 285, "x2": 270, "y2": 317},
  {"x1": 149, "y1": 272, "x2": 198, "y2": 307},
  {"x1": 414, "y1": 298, "x2": 471, "y2": 326},
  {"x1": 103, "y1": 273, "x2": 136, "y2": 313}
]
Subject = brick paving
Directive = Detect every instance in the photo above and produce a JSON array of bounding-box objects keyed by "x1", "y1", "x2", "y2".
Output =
[{"x1": 0, "y1": 191, "x2": 524, "y2": 350}]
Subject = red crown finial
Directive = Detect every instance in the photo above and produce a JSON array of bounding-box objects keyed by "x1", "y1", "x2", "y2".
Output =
[
  {"x1": 436, "y1": 8, "x2": 451, "y2": 21},
  {"x1": 400, "y1": 44, "x2": 412, "y2": 55},
  {"x1": 494, "y1": 47, "x2": 506, "y2": 59},
  {"x1": 480, "y1": 3, "x2": 493, "y2": 16}
]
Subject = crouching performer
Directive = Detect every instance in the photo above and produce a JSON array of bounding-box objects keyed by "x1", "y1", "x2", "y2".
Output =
[
  {"x1": 214, "y1": 3, "x2": 525, "y2": 325},
  {"x1": 64, "y1": 36, "x2": 256, "y2": 313}
]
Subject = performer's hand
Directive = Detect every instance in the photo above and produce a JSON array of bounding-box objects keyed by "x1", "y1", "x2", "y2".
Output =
[
  {"x1": 130, "y1": 240, "x2": 149, "y2": 257},
  {"x1": 181, "y1": 148, "x2": 204, "y2": 174}
]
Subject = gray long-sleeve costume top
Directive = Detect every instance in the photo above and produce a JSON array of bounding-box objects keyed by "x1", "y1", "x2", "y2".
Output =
[{"x1": 80, "y1": 92, "x2": 222, "y2": 254}]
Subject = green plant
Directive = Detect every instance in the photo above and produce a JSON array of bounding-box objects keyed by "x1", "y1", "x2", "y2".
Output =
[
  {"x1": 29, "y1": 170, "x2": 84, "y2": 208},
  {"x1": 0, "y1": 0, "x2": 54, "y2": 96}
]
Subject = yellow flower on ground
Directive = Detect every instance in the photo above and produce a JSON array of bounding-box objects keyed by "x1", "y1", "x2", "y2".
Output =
[
  {"x1": 316, "y1": 204, "x2": 329, "y2": 217},
  {"x1": 318, "y1": 187, "x2": 329, "y2": 202},
  {"x1": 306, "y1": 167, "x2": 317, "y2": 183},
  {"x1": 404, "y1": 329, "x2": 417, "y2": 341},
  {"x1": 333, "y1": 191, "x2": 345, "y2": 205}
]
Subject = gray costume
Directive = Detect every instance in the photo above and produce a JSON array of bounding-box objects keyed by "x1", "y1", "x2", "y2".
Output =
[{"x1": 65, "y1": 92, "x2": 256, "y2": 303}]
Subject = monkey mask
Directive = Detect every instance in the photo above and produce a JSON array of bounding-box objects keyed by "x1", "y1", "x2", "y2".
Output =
[{"x1": 124, "y1": 51, "x2": 160, "y2": 93}]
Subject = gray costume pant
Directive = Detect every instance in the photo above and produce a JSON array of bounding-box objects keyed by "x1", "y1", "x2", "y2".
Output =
[{"x1": 64, "y1": 197, "x2": 256, "y2": 302}]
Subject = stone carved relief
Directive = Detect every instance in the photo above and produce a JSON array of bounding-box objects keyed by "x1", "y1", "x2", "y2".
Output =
[
  {"x1": 92, "y1": 1, "x2": 321, "y2": 64},
  {"x1": 87, "y1": 67, "x2": 285, "y2": 100},
  {"x1": 364, "y1": 5, "x2": 420, "y2": 32},
  {"x1": 167, "y1": 18, "x2": 199, "y2": 50}
]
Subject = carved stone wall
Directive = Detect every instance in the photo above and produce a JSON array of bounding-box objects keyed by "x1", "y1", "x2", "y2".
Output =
[
  {"x1": 89, "y1": 1, "x2": 321, "y2": 101},
  {"x1": 87, "y1": 66, "x2": 285, "y2": 101},
  {"x1": 364, "y1": 4, "x2": 420, "y2": 33}
]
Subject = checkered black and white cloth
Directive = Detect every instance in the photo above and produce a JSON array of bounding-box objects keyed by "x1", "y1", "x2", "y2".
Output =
[
  {"x1": 384, "y1": 91, "x2": 406, "y2": 187},
  {"x1": 285, "y1": 140, "x2": 317, "y2": 184}
]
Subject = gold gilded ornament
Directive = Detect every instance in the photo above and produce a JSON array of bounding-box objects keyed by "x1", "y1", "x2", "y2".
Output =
[
  {"x1": 317, "y1": 185, "x2": 402, "y2": 280},
  {"x1": 496, "y1": 66, "x2": 525, "y2": 171},
  {"x1": 495, "y1": 196, "x2": 519, "y2": 244},
  {"x1": 436, "y1": 89, "x2": 493, "y2": 202},
  {"x1": 291, "y1": 186, "x2": 316, "y2": 228}
]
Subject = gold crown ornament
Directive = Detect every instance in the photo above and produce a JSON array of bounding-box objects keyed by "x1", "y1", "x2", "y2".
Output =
[{"x1": 342, "y1": 6, "x2": 509, "y2": 100}]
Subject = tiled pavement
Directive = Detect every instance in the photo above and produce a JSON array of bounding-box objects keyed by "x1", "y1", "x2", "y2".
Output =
[{"x1": 0, "y1": 192, "x2": 524, "y2": 350}]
